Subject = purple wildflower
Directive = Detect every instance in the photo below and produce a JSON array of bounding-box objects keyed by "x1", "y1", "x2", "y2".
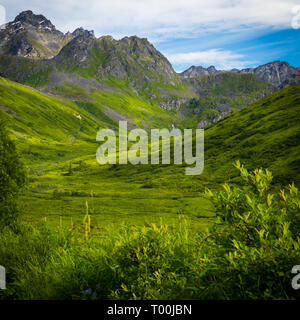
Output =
[{"x1": 84, "y1": 288, "x2": 92, "y2": 295}]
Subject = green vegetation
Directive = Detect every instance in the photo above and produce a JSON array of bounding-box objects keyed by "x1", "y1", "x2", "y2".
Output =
[
  {"x1": 0, "y1": 11, "x2": 299, "y2": 301},
  {"x1": 0, "y1": 163, "x2": 298, "y2": 300},
  {"x1": 23, "y1": 66, "x2": 53, "y2": 88},
  {"x1": 1, "y1": 77, "x2": 299, "y2": 230},
  {"x1": 0, "y1": 113, "x2": 26, "y2": 227},
  {"x1": 202, "y1": 162, "x2": 300, "y2": 299},
  {"x1": 202, "y1": 84, "x2": 300, "y2": 185},
  {"x1": 0, "y1": 76, "x2": 213, "y2": 230},
  {"x1": 181, "y1": 73, "x2": 275, "y2": 127},
  {"x1": 0, "y1": 73, "x2": 299, "y2": 300},
  {"x1": 0, "y1": 55, "x2": 46, "y2": 86}
]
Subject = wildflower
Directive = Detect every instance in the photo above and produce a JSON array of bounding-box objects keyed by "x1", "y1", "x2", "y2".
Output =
[{"x1": 84, "y1": 288, "x2": 92, "y2": 295}]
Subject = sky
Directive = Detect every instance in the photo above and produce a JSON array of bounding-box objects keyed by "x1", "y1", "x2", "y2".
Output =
[{"x1": 0, "y1": 0, "x2": 299, "y2": 72}]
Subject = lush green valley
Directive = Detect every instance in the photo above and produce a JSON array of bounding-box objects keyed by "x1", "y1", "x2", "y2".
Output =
[
  {"x1": 0, "y1": 9, "x2": 299, "y2": 301},
  {"x1": 2, "y1": 75, "x2": 299, "y2": 233}
]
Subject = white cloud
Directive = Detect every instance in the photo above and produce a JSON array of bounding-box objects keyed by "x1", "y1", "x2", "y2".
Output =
[
  {"x1": 0, "y1": 5, "x2": 6, "y2": 26},
  {"x1": 166, "y1": 49, "x2": 254, "y2": 70},
  {"x1": 2, "y1": 0, "x2": 299, "y2": 40}
]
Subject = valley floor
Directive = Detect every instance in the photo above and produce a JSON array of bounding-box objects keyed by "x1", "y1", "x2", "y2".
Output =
[{"x1": 20, "y1": 151, "x2": 215, "y2": 233}]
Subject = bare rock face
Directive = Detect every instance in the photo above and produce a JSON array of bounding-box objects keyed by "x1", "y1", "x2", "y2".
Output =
[
  {"x1": 159, "y1": 98, "x2": 188, "y2": 111},
  {"x1": 54, "y1": 32, "x2": 96, "y2": 68},
  {"x1": 72, "y1": 27, "x2": 95, "y2": 38},
  {"x1": 237, "y1": 61, "x2": 300, "y2": 88},
  {"x1": 180, "y1": 61, "x2": 300, "y2": 88},
  {"x1": 12, "y1": 10, "x2": 60, "y2": 33},
  {"x1": 197, "y1": 110, "x2": 233, "y2": 128},
  {"x1": 180, "y1": 65, "x2": 221, "y2": 78}
]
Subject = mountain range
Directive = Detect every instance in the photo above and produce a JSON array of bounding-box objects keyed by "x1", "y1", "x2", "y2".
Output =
[
  {"x1": 0, "y1": 10, "x2": 299, "y2": 230},
  {"x1": 0, "y1": 9, "x2": 299, "y2": 302},
  {"x1": 180, "y1": 61, "x2": 300, "y2": 88},
  {"x1": 0, "y1": 10, "x2": 299, "y2": 131}
]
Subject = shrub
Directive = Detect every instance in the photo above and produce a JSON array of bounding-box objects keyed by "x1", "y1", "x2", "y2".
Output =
[
  {"x1": 0, "y1": 162, "x2": 299, "y2": 300},
  {"x1": 203, "y1": 161, "x2": 300, "y2": 299},
  {"x1": 0, "y1": 114, "x2": 26, "y2": 227}
]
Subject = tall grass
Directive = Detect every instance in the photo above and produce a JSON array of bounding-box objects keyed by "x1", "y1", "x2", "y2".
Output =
[{"x1": 0, "y1": 163, "x2": 299, "y2": 300}]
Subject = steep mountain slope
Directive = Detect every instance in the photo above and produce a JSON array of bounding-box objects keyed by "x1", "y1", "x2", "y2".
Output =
[
  {"x1": 108, "y1": 84, "x2": 300, "y2": 189},
  {"x1": 0, "y1": 11, "x2": 194, "y2": 117},
  {"x1": 0, "y1": 77, "x2": 299, "y2": 228},
  {"x1": 201, "y1": 84, "x2": 300, "y2": 185},
  {"x1": 0, "y1": 10, "x2": 288, "y2": 118},
  {"x1": 180, "y1": 72, "x2": 275, "y2": 128},
  {"x1": 0, "y1": 76, "x2": 177, "y2": 163},
  {"x1": 0, "y1": 10, "x2": 298, "y2": 132},
  {"x1": 180, "y1": 61, "x2": 300, "y2": 88}
]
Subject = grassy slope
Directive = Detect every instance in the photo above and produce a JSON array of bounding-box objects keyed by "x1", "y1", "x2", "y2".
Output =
[
  {"x1": 0, "y1": 76, "x2": 214, "y2": 231},
  {"x1": 202, "y1": 83, "x2": 300, "y2": 185},
  {"x1": 50, "y1": 78, "x2": 181, "y2": 129},
  {"x1": 1, "y1": 77, "x2": 299, "y2": 233},
  {"x1": 0, "y1": 52, "x2": 278, "y2": 132},
  {"x1": 0, "y1": 52, "x2": 186, "y2": 129}
]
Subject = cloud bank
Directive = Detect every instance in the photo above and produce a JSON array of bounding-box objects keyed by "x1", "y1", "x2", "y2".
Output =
[
  {"x1": 3, "y1": 0, "x2": 299, "y2": 39},
  {"x1": 167, "y1": 49, "x2": 254, "y2": 71}
]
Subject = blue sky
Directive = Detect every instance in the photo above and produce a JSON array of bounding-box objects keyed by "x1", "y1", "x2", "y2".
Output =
[
  {"x1": 159, "y1": 27, "x2": 300, "y2": 71},
  {"x1": 1, "y1": 0, "x2": 299, "y2": 71}
]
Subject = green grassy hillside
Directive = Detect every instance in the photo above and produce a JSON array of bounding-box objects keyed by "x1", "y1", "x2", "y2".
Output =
[
  {"x1": 202, "y1": 83, "x2": 300, "y2": 185},
  {"x1": 0, "y1": 76, "x2": 214, "y2": 230},
  {"x1": 0, "y1": 77, "x2": 299, "y2": 232}
]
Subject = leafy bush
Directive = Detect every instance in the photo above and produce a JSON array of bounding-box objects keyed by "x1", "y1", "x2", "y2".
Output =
[
  {"x1": 203, "y1": 161, "x2": 300, "y2": 299},
  {"x1": 0, "y1": 162, "x2": 299, "y2": 300},
  {"x1": 0, "y1": 114, "x2": 26, "y2": 227}
]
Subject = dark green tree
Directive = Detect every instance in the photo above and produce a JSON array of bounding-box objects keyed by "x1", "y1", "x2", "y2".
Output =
[{"x1": 0, "y1": 112, "x2": 26, "y2": 227}]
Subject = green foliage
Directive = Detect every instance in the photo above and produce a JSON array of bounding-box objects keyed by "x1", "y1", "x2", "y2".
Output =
[
  {"x1": 181, "y1": 72, "x2": 275, "y2": 127},
  {"x1": 203, "y1": 161, "x2": 300, "y2": 299},
  {"x1": 203, "y1": 84, "x2": 300, "y2": 185},
  {"x1": 0, "y1": 163, "x2": 298, "y2": 300},
  {"x1": 0, "y1": 113, "x2": 26, "y2": 227},
  {"x1": 108, "y1": 223, "x2": 196, "y2": 299},
  {"x1": 22, "y1": 66, "x2": 53, "y2": 88}
]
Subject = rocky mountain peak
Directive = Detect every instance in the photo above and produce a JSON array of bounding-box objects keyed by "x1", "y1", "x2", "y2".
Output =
[
  {"x1": 54, "y1": 32, "x2": 97, "y2": 68},
  {"x1": 54, "y1": 32, "x2": 178, "y2": 87},
  {"x1": 180, "y1": 61, "x2": 299, "y2": 88},
  {"x1": 0, "y1": 10, "x2": 69, "y2": 59},
  {"x1": 238, "y1": 61, "x2": 299, "y2": 88},
  {"x1": 207, "y1": 65, "x2": 218, "y2": 73},
  {"x1": 12, "y1": 10, "x2": 57, "y2": 33},
  {"x1": 180, "y1": 65, "x2": 221, "y2": 78},
  {"x1": 72, "y1": 27, "x2": 95, "y2": 38}
]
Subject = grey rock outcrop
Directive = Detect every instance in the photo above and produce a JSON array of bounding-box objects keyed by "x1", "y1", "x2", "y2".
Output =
[{"x1": 180, "y1": 61, "x2": 299, "y2": 88}]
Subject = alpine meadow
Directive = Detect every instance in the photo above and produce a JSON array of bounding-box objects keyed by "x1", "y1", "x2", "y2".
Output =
[{"x1": 0, "y1": 6, "x2": 299, "y2": 301}]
